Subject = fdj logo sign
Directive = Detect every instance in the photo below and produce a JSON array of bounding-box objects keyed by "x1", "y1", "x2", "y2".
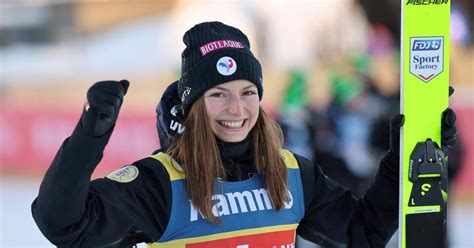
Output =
[
  {"x1": 410, "y1": 37, "x2": 444, "y2": 83},
  {"x1": 413, "y1": 39, "x2": 441, "y2": 51}
]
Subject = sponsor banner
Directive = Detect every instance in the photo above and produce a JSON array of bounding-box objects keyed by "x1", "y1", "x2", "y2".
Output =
[
  {"x1": 186, "y1": 229, "x2": 295, "y2": 248},
  {"x1": 0, "y1": 104, "x2": 158, "y2": 177}
]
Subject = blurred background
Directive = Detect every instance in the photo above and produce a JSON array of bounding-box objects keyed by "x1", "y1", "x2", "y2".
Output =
[{"x1": 0, "y1": 0, "x2": 472, "y2": 247}]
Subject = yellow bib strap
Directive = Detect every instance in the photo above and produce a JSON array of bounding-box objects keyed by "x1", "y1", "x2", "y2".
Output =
[
  {"x1": 280, "y1": 149, "x2": 299, "y2": 169},
  {"x1": 150, "y1": 152, "x2": 186, "y2": 181},
  {"x1": 151, "y1": 150, "x2": 298, "y2": 180}
]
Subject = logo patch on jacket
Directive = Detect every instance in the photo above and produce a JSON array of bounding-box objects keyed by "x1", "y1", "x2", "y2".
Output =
[{"x1": 106, "y1": 165, "x2": 139, "y2": 183}]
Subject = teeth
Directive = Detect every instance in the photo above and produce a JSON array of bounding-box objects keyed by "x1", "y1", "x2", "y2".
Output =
[{"x1": 219, "y1": 120, "x2": 244, "y2": 128}]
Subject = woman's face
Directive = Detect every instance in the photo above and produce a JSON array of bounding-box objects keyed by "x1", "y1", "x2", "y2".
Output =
[{"x1": 204, "y1": 80, "x2": 260, "y2": 142}]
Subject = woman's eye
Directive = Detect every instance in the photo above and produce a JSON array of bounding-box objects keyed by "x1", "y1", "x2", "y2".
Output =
[
  {"x1": 243, "y1": 90, "x2": 257, "y2": 96},
  {"x1": 210, "y1": 92, "x2": 226, "y2": 98}
]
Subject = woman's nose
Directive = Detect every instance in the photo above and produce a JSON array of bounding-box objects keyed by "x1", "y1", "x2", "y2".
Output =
[{"x1": 227, "y1": 96, "x2": 244, "y2": 115}]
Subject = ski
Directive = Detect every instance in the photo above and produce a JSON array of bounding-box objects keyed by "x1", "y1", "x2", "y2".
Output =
[{"x1": 400, "y1": 1, "x2": 450, "y2": 248}]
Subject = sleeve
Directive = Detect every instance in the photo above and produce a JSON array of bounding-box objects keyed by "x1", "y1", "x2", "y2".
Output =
[
  {"x1": 296, "y1": 152, "x2": 399, "y2": 248},
  {"x1": 31, "y1": 122, "x2": 171, "y2": 247}
]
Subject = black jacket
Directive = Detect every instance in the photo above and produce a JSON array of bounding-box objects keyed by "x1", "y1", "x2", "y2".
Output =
[{"x1": 32, "y1": 122, "x2": 398, "y2": 247}]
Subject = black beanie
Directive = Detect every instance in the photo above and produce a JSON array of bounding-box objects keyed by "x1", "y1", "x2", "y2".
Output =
[{"x1": 178, "y1": 21, "x2": 263, "y2": 114}]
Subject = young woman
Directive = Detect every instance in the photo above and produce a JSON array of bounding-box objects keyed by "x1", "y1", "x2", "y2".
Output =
[{"x1": 32, "y1": 21, "x2": 457, "y2": 248}]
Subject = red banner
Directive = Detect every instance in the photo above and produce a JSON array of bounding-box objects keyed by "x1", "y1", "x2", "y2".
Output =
[
  {"x1": 453, "y1": 107, "x2": 474, "y2": 193},
  {"x1": 0, "y1": 104, "x2": 159, "y2": 177},
  {"x1": 187, "y1": 229, "x2": 295, "y2": 248}
]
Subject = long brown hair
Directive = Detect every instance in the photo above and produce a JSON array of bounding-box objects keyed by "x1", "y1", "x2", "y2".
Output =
[{"x1": 168, "y1": 97, "x2": 289, "y2": 224}]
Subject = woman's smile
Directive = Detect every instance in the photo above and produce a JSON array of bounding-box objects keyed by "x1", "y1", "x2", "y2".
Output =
[{"x1": 205, "y1": 80, "x2": 260, "y2": 142}]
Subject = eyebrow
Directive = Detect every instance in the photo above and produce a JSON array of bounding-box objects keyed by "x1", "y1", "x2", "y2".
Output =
[{"x1": 213, "y1": 85, "x2": 256, "y2": 92}]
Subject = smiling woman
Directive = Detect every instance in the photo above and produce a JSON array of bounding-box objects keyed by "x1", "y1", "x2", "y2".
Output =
[{"x1": 30, "y1": 21, "x2": 454, "y2": 248}]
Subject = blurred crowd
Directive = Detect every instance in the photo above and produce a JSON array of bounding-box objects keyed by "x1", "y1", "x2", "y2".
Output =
[
  {"x1": 0, "y1": 0, "x2": 472, "y2": 192},
  {"x1": 274, "y1": 0, "x2": 472, "y2": 196},
  {"x1": 277, "y1": 63, "x2": 465, "y2": 198}
]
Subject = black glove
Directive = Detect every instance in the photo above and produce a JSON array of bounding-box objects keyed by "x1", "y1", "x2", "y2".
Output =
[
  {"x1": 389, "y1": 114, "x2": 405, "y2": 156},
  {"x1": 156, "y1": 81, "x2": 185, "y2": 150},
  {"x1": 81, "y1": 80, "x2": 129, "y2": 137},
  {"x1": 440, "y1": 86, "x2": 458, "y2": 154},
  {"x1": 441, "y1": 108, "x2": 457, "y2": 154},
  {"x1": 389, "y1": 86, "x2": 458, "y2": 157}
]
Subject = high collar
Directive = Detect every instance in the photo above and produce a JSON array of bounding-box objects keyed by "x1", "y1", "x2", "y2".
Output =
[{"x1": 217, "y1": 135, "x2": 252, "y2": 160}]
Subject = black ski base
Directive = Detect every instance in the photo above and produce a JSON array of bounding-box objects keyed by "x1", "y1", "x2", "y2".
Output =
[{"x1": 406, "y1": 212, "x2": 447, "y2": 248}]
